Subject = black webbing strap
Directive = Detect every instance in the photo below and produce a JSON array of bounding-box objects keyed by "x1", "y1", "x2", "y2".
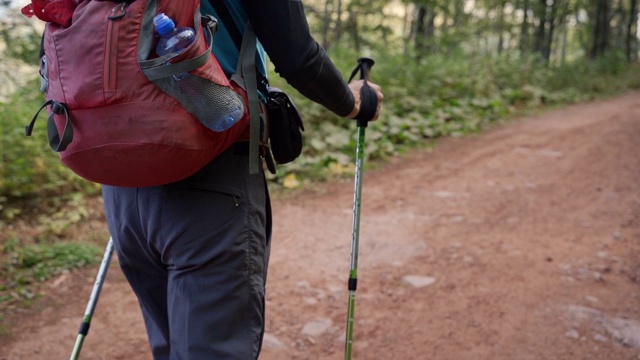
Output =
[
  {"x1": 347, "y1": 58, "x2": 378, "y2": 127},
  {"x1": 209, "y1": 0, "x2": 262, "y2": 174},
  {"x1": 235, "y1": 23, "x2": 261, "y2": 174},
  {"x1": 25, "y1": 99, "x2": 74, "y2": 152}
]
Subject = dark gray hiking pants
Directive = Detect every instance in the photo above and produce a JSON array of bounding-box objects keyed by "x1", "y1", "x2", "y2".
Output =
[{"x1": 102, "y1": 143, "x2": 272, "y2": 360}]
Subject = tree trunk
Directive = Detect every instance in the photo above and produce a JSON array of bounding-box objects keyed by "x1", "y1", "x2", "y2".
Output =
[
  {"x1": 452, "y1": 0, "x2": 465, "y2": 27},
  {"x1": 533, "y1": 0, "x2": 547, "y2": 54},
  {"x1": 589, "y1": 0, "x2": 611, "y2": 58},
  {"x1": 351, "y1": 16, "x2": 360, "y2": 52},
  {"x1": 414, "y1": 5, "x2": 427, "y2": 56},
  {"x1": 520, "y1": 0, "x2": 530, "y2": 55},
  {"x1": 334, "y1": 0, "x2": 343, "y2": 46},
  {"x1": 561, "y1": 23, "x2": 568, "y2": 65},
  {"x1": 497, "y1": 1, "x2": 506, "y2": 54},
  {"x1": 542, "y1": 0, "x2": 558, "y2": 63},
  {"x1": 627, "y1": 0, "x2": 638, "y2": 61},
  {"x1": 614, "y1": 0, "x2": 626, "y2": 49},
  {"x1": 403, "y1": 3, "x2": 413, "y2": 55},
  {"x1": 426, "y1": 8, "x2": 437, "y2": 53},
  {"x1": 413, "y1": 2, "x2": 437, "y2": 58},
  {"x1": 320, "y1": 0, "x2": 333, "y2": 49}
]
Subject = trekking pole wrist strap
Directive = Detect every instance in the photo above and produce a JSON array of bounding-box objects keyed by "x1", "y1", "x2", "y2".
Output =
[{"x1": 348, "y1": 57, "x2": 377, "y2": 127}]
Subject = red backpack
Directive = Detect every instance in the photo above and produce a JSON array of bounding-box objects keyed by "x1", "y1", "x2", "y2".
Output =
[{"x1": 24, "y1": 0, "x2": 254, "y2": 187}]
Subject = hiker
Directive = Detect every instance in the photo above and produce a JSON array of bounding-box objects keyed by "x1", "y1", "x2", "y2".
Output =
[{"x1": 101, "y1": 1, "x2": 384, "y2": 359}]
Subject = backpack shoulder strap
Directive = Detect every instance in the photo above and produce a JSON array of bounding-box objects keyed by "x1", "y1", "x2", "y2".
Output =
[
  {"x1": 209, "y1": 1, "x2": 267, "y2": 175},
  {"x1": 233, "y1": 23, "x2": 262, "y2": 175}
]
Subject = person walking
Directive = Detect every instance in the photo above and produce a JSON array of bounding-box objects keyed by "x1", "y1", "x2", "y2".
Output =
[{"x1": 102, "y1": 0, "x2": 384, "y2": 359}]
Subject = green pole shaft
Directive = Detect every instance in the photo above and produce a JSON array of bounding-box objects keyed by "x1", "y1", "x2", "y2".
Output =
[
  {"x1": 69, "y1": 238, "x2": 114, "y2": 360},
  {"x1": 70, "y1": 330, "x2": 87, "y2": 360},
  {"x1": 345, "y1": 126, "x2": 367, "y2": 360}
]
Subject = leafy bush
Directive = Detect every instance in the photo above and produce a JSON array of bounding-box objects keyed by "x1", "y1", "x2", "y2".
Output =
[
  {"x1": 266, "y1": 48, "x2": 640, "y2": 188},
  {"x1": 0, "y1": 241, "x2": 102, "y2": 304},
  {"x1": 0, "y1": 80, "x2": 101, "y2": 222},
  {"x1": 4, "y1": 48, "x2": 640, "y2": 197}
]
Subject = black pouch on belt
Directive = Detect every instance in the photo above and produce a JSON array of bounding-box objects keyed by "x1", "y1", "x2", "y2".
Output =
[{"x1": 266, "y1": 86, "x2": 305, "y2": 165}]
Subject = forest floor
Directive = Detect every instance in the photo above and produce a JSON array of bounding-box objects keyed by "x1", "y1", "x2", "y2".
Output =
[{"x1": 1, "y1": 91, "x2": 640, "y2": 360}]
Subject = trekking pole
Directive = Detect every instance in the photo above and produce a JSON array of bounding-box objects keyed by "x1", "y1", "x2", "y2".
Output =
[
  {"x1": 70, "y1": 237, "x2": 115, "y2": 360},
  {"x1": 344, "y1": 57, "x2": 378, "y2": 360}
]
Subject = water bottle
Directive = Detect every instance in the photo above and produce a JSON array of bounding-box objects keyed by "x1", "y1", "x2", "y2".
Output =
[
  {"x1": 154, "y1": 13, "x2": 195, "y2": 80},
  {"x1": 153, "y1": 13, "x2": 244, "y2": 132}
]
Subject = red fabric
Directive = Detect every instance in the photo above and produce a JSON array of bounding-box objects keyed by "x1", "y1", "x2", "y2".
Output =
[
  {"x1": 21, "y1": 0, "x2": 77, "y2": 27},
  {"x1": 38, "y1": 0, "x2": 249, "y2": 187}
]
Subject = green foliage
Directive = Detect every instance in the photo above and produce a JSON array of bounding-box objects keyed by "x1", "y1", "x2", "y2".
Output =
[
  {"x1": 0, "y1": 80, "x2": 101, "y2": 222},
  {"x1": 0, "y1": 11, "x2": 41, "y2": 64},
  {"x1": 267, "y1": 47, "x2": 640, "y2": 188},
  {"x1": 544, "y1": 51, "x2": 639, "y2": 94},
  {"x1": 0, "y1": 240, "x2": 101, "y2": 305},
  {"x1": 3, "y1": 46, "x2": 640, "y2": 196}
]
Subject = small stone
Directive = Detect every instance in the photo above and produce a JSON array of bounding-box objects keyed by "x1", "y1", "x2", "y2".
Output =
[
  {"x1": 296, "y1": 281, "x2": 310, "y2": 289},
  {"x1": 402, "y1": 275, "x2": 437, "y2": 288},
  {"x1": 539, "y1": 149, "x2": 563, "y2": 158},
  {"x1": 433, "y1": 191, "x2": 456, "y2": 198},
  {"x1": 303, "y1": 296, "x2": 318, "y2": 305},
  {"x1": 594, "y1": 272, "x2": 605, "y2": 282},
  {"x1": 301, "y1": 319, "x2": 333, "y2": 337},
  {"x1": 565, "y1": 329, "x2": 580, "y2": 339},
  {"x1": 506, "y1": 216, "x2": 520, "y2": 224},
  {"x1": 594, "y1": 334, "x2": 608, "y2": 342},
  {"x1": 262, "y1": 333, "x2": 285, "y2": 349}
]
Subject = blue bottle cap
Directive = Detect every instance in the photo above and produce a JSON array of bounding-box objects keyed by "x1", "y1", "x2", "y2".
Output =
[{"x1": 153, "y1": 13, "x2": 175, "y2": 36}]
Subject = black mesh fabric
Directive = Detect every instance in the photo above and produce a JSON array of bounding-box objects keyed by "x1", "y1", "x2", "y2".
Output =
[{"x1": 153, "y1": 74, "x2": 244, "y2": 132}]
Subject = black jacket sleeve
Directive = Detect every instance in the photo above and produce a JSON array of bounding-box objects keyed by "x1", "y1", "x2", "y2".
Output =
[{"x1": 241, "y1": 0, "x2": 354, "y2": 117}]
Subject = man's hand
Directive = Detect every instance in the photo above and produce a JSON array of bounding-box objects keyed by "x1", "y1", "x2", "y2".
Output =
[{"x1": 347, "y1": 79, "x2": 384, "y2": 121}]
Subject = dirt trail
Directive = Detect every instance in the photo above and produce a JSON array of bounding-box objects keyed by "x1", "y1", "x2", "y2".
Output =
[{"x1": 2, "y1": 92, "x2": 640, "y2": 360}]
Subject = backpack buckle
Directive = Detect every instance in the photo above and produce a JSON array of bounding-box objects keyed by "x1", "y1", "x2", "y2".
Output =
[{"x1": 201, "y1": 14, "x2": 218, "y2": 34}]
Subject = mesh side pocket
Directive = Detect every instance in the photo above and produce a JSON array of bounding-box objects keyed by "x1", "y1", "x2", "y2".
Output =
[{"x1": 153, "y1": 74, "x2": 245, "y2": 132}]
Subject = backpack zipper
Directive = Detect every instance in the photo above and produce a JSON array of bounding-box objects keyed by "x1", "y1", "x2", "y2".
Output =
[{"x1": 104, "y1": 3, "x2": 127, "y2": 96}]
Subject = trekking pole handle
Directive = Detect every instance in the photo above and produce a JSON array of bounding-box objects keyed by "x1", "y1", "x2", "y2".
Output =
[
  {"x1": 357, "y1": 57, "x2": 374, "y2": 81},
  {"x1": 348, "y1": 57, "x2": 377, "y2": 128}
]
